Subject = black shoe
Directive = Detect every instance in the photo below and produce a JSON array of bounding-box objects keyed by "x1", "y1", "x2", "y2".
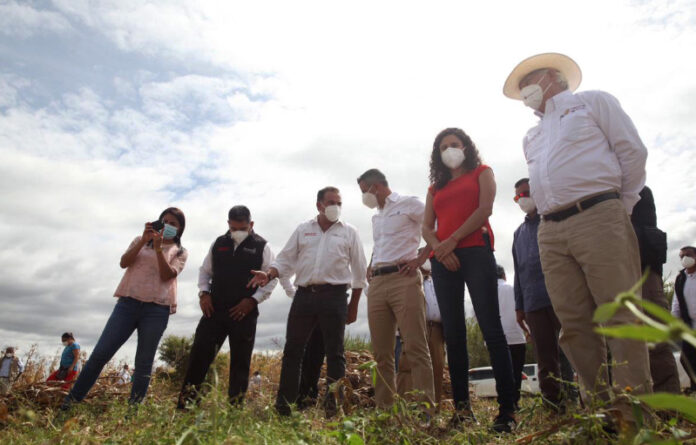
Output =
[
  {"x1": 59, "y1": 395, "x2": 74, "y2": 412},
  {"x1": 491, "y1": 411, "x2": 516, "y2": 433},
  {"x1": 275, "y1": 403, "x2": 292, "y2": 417},
  {"x1": 449, "y1": 408, "x2": 478, "y2": 427}
]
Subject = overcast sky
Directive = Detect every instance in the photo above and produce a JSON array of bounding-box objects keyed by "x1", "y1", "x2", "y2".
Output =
[{"x1": 1, "y1": 0, "x2": 695, "y2": 366}]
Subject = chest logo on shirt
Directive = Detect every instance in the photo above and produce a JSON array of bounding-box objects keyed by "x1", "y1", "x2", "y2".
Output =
[
  {"x1": 304, "y1": 232, "x2": 318, "y2": 237},
  {"x1": 242, "y1": 247, "x2": 257, "y2": 254},
  {"x1": 560, "y1": 104, "x2": 586, "y2": 121},
  {"x1": 217, "y1": 246, "x2": 231, "y2": 252}
]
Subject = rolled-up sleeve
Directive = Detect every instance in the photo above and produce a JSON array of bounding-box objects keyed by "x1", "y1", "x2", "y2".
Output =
[
  {"x1": 590, "y1": 91, "x2": 647, "y2": 213},
  {"x1": 271, "y1": 227, "x2": 300, "y2": 279},
  {"x1": 406, "y1": 197, "x2": 425, "y2": 225},
  {"x1": 251, "y1": 244, "x2": 279, "y2": 304},
  {"x1": 349, "y1": 228, "x2": 368, "y2": 289}
]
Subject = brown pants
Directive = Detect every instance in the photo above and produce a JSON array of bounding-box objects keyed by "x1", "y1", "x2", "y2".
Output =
[
  {"x1": 397, "y1": 321, "x2": 446, "y2": 402},
  {"x1": 642, "y1": 271, "x2": 681, "y2": 393},
  {"x1": 368, "y1": 272, "x2": 434, "y2": 408},
  {"x1": 538, "y1": 198, "x2": 652, "y2": 409},
  {"x1": 0, "y1": 377, "x2": 11, "y2": 395}
]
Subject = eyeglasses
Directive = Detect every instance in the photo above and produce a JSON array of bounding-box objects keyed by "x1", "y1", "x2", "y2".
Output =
[{"x1": 513, "y1": 191, "x2": 530, "y2": 203}]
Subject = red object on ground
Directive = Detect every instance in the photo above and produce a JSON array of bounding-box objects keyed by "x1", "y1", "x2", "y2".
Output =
[{"x1": 47, "y1": 369, "x2": 78, "y2": 390}]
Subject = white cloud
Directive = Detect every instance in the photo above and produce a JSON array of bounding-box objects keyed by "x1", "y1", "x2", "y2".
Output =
[{"x1": 0, "y1": 1, "x2": 73, "y2": 38}]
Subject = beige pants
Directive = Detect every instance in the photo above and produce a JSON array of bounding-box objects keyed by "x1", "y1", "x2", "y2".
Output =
[
  {"x1": 368, "y1": 272, "x2": 434, "y2": 408},
  {"x1": 0, "y1": 377, "x2": 11, "y2": 395},
  {"x1": 397, "y1": 322, "x2": 446, "y2": 403},
  {"x1": 538, "y1": 199, "x2": 652, "y2": 406}
]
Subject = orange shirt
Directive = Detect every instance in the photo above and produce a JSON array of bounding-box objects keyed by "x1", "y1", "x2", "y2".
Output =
[{"x1": 430, "y1": 164, "x2": 494, "y2": 250}]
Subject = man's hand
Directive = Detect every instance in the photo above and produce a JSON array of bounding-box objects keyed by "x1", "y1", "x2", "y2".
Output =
[
  {"x1": 433, "y1": 237, "x2": 457, "y2": 261},
  {"x1": 440, "y1": 252, "x2": 461, "y2": 272},
  {"x1": 200, "y1": 292, "x2": 214, "y2": 318},
  {"x1": 516, "y1": 310, "x2": 531, "y2": 338},
  {"x1": 366, "y1": 265, "x2": 373, "y2": 283},
  {"x1": 346, "y1": 299, "x2": 359, "y2": 324},
  {"x1": 229, "y1": 298, "x2": 257, "y2": 321},
  {"x1": 247, "y1": 270, "x2": 270, "y2": 288},
  {"x1": 398, "y1": 257, "x2": 423, "y2": 276}
]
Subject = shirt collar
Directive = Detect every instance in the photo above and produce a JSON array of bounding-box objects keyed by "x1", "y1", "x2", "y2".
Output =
[{"x1": 544, "y1": 89, "x2": 573, "y2": 114}]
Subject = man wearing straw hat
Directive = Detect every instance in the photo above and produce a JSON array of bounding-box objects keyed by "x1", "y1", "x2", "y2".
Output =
[{"x1": 502, "y1": 53, "x2": 652, "y2": 423}]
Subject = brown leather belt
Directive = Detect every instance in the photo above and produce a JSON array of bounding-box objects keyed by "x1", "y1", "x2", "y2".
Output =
[{"x1": 542, "y1": 192, "x2": 620, "y2": 222}]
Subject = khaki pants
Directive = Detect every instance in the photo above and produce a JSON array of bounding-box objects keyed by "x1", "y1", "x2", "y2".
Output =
[
  {"x1": 368, "y1": 272, "x2": 434, "y2": 408},
  {"x1": 642, "y1": 271, "x2": 681, "y2": 393},
  {"x1": 538, "y1": 199, "x2": 652, "y2": 407},
  {"x1": 0, "y1": 377, "x2": 11, "y2": 395},
  {"x1": 397, "y1": 321, "x2": 446, "y2": 403}
]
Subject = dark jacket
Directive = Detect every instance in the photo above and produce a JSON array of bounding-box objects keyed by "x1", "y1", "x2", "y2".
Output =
[
  {"x1": 675, "y1": 269, "x2": 693, "y2": 327},
  {"x1": 512, "y1": 213, "x2": 553, "y2": 313},
  {"x1": 210, "y1": 231, "x2": 267, "y2": 312},
  {"x1": 631, "y1": 186, "x2": 667, "y2": 276}
]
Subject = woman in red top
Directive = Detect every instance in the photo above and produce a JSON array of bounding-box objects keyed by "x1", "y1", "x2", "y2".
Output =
[{"x1": 422, "y1": 128, "x2": 516, "y2": 432}]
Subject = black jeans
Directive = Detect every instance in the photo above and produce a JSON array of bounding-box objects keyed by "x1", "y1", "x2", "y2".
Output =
[
  {"x1": 509, "y1": 343, "x2": 527, "y2": 406},
  {"x1": 178, "y1": 310, "x2": 257, "y2": 407},
  {"x1": 431, "y1": 246, "x2": 516, "y2": 413},
  {"x1": 297, "y1": 326, "x2": 325, "y2": 403},
  {"x1": 276, "y1": 285, "x2": 348, "y2": 414}
]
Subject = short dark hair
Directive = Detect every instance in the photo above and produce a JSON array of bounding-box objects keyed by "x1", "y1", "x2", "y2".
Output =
[
  {"x1": 317, "y1": 186, "x2": 340, "y2": 203},
  {"x1": 61, "y1": 332, "x2": 74, "y2": 340},
  {"x1": 496, "y1": 265, "x2": 505, "y2": 279},
  {"x1": 681, "y1": 246, "x2": 696, "y2": 255},
  {"x1": 514, "y1": 178, "x2": 529, "y2": 188},
  {"x1": 5, "y1": 347, "x2": 14, "y2": 353},
  {"x1": 228, "y1": 205, "x2": 251, "y2": 222},
  {"x1": 357, "y1": 169, "x2": 388, "y2": 187}
]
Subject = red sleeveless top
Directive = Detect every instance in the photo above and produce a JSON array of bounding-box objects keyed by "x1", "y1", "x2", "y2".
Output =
[{"x1": 429, "y1": 164, "x2": 494, "y2": 250}]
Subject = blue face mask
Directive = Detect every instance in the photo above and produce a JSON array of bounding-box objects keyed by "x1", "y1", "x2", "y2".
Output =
[{"x1": 162, "y1": 223, "x2": 178, "y2": 240}]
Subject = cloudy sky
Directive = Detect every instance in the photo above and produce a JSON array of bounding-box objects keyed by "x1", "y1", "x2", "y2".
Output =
[{"x1": 1, "y1": 0, "x2": 695, "y2": 366}]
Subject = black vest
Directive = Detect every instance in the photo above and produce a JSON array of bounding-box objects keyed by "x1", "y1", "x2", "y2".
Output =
[
  {"x1": 675, "y1": 269, "x2": 693, "y2": 327},
  {"x1": 210, "y1": 232, "x2": 266, "y2": 310}
]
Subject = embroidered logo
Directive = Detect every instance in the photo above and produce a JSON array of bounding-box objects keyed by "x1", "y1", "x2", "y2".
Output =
[
  {"x1": 560, "y1": 104, "x2": 586, "y2": 121},
  {"x1": 304, "y1": 232, "x2": 318, "y2": 237},
  {"x1": 243, "y1": 247, "x2": 257, "y2": 254},
  {"x1": 217, "y1": 246, "x2": 231, "y2": 251}
]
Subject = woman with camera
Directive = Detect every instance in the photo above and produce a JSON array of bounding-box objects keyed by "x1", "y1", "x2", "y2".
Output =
[{"x1": 62, "y1": 207, "x2": 188, "y2": 409}]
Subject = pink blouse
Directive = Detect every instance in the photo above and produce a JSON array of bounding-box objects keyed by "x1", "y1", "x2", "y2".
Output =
[{"x1": 114, "y1": 236, "x2": 188, "y2": 314}]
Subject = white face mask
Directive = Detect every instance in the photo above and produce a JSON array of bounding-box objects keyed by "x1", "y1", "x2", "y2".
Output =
[
  {"x1": 682, "y1": 256, "x2": 696, "y2": 269},
  {"x1": 230, "y1": 230, "x2": 249, "y2": 245},
  {"x1": 517, "y1": 197, "x2": 536, "y2": 214},
  {"x1": 362, "y1": 192, "x2": 378, "y2": 209},
  {"x1": 520, "y1": 72, "x2": 553, "y2": 110},
  {"x1": 441, "y1": 147, "x2": 466, "y2": 169},
  {"x1": 324, "y1": 205, "x2": 341, "y2": 222},
  {"x1": 62, "y1": 341, "x2": 69, "y2": 347},
  {"x1": 5, "y1": 353, "x2": 12, "y2": 358}
]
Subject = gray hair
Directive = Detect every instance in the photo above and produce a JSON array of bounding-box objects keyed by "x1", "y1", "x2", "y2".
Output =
[{"x1": 522, "y1": 68, "x2": 568, "y2": 90}]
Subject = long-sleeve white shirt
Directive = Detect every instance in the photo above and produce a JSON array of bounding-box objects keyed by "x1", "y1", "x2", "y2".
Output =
[
  {"x1": 371, "y1": 192, "x2": 424, "y2": 266},
  {"x1": 0, "y1": 356, "x2": 23, "y2": 377},
  {"x1": 271, "y1": 218, "x2": 368, "y2": 289},
  {"x1": 498, "y1": 279, "x2": 527, "y2": 345},
  {"x1": 523, "y1": 90, "x2": 647, "y2": 215},
  {"x1": 423, "y1": 276, "x2": 441, "y2": 322},
  {"x1": 197, "y1": 235, "x2": 288, "y2": 304},
  {"x1": 671, "y1": 271, "x2": 696, "y2": 329}
]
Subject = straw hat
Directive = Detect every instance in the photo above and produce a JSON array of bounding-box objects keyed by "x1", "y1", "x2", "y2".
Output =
[{"x1": 503, "y1": 52, "x2": 582, "y2": 100}]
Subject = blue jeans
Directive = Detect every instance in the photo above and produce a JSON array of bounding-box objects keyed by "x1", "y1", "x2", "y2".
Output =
[
  {"x1": 68, "y1": 297, "x2": 169, "y2": 403},
  {"x1": 431, "y1": 246, "x2": 516, "y2": 413}
]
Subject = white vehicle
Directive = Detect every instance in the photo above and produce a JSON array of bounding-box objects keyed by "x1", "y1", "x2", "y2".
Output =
[{"x1": 469, "y1": 364, "x2": 541, "y2": 398}]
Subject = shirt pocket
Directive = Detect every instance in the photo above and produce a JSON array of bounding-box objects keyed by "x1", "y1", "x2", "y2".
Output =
[
  {"x1": 327, "y1": 232, "x2": 350, "y2": 260},
  {"x1": 559, "y1": 108, "x2": 598, "y2": 144},
  {"x1": 382, "y1": 212, "x2": 412, "y2": 236}
]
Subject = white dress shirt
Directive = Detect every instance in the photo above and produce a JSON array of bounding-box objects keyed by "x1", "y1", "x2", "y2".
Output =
[
  {"x1": 371, "y1": 192, "x2": 425, "y2": 266},
  {"x1": 498, "y1": 279, "x2": 526, "y2": 345},
  {"x1": 523, "y1": 90, "x2": 647, "y2": 215},
  {"x1": 198, "y1": 234, "x2": 286, "y2": 304},
  {"x1": 271, "y1": 218, "x2": 368, "y2": 289},
  {"x1": 671, "y1": 271, "x2": 696, "y2": 329},
  {"x1": 423, "y1": 276, "x2": 441, "y2": 322}
]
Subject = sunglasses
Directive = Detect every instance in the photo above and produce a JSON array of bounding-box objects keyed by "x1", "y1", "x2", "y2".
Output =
[{"x1": 513, "y1": 191, "x2": 530, "y2": 203}]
